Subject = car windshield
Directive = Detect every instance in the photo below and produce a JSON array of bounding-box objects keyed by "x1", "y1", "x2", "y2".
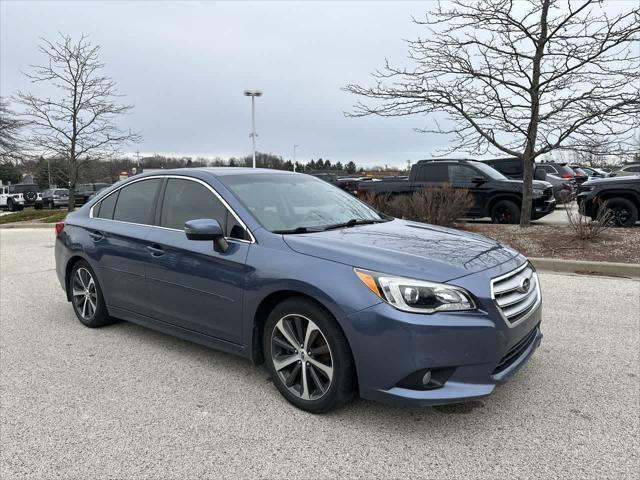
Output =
[
  {"x1": 222, "y1": 173, "x2": 386, "y2": 232},
  {"x1": 469, "y1": 161, "x2": 508, "y2": 180}
]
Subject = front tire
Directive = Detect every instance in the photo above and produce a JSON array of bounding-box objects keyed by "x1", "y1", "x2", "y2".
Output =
[
  {"x1": 491, "y1": 200, "x2": 521, "y2": 224},
  {"x1": 263, "y1": 298, "x2": 356, "y2": 413},
  {"x1": 69, "y1": 260, "x2": 115, "y2": 328}
]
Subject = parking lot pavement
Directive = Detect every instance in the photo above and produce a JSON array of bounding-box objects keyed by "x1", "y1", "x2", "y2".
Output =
[
  {"x1": 468, "y1": 203, "x2": 575, "y2": 226},
  {"x1": 1, "y1": 229, "x2": 638, "y2": 479},
  {"x1": 533, "y1": 202, "x2": 575, "y2": 225}
]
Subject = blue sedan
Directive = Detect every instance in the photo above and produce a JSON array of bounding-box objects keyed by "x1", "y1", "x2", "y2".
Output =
[{"x1": 54, "y1": 168, "x2": 542, "y2": 412}]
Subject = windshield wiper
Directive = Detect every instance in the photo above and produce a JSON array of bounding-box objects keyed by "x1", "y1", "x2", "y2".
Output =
[
  {"x1": 272, "y1": 226, "x2": 324, "y2": 234},
  {"x1": 321, "y1": 218, "x2": 387, "y2": 231}
]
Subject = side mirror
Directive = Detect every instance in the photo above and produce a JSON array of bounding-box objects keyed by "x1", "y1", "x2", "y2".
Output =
[
  {"x1": 471, "y1": 176, "x2": 486, "y2": 184},
  {"x1": 184, "y1": 218, "x2": 228, "y2": 253},
  {"x1": 534, "y1": 168, "x2": 547, "y2": 181}
]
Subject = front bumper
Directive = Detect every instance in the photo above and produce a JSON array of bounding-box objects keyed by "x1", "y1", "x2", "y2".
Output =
[
  {"x1": 531, "y1": 196, "x2": 556, "y2": 220},
  {"x1": 576, "y1": 192, "x2": 597, "y2": 218},
  {"x1": 343, "y1": 262, "x2": 543, "y2": 407}
]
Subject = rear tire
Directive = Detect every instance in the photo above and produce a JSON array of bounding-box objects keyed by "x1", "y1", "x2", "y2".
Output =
[
  {"x1": 263, "y1": 297, "x2": 356, "y2": 413},
  {"x1": 491, "y1": 200, "x2": 520, "y2": 224},
  {"x1": 605, "y1": 198, "x2": 638, "y2": 227},
  {"x1": 69, "y1": 260, "x2": 115, "y2": 328}
]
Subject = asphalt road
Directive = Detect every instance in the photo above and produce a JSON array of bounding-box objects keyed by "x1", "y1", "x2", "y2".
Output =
[{"x1": 1, "y1": 229, "x2": 638, "y2": 479}]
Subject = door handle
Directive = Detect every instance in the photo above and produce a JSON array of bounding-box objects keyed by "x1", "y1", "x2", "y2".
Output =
[
  {"x1": 146, "y1": 244, "x2": 165, "y2": 257},
  {"x1": 88, "y1": 231, "x2": 104, "y2": 241}
]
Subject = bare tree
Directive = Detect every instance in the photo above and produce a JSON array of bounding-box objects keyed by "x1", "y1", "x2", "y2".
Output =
[
  {"x1": 16, "y1": 34, "x2": 140, "y2": 210},
  {"x1": 345, "y1": 0, "x2": 640, "y2": 226},
  {"x1": 0, "y1": 97, "x2": 26, "y2": 161}
]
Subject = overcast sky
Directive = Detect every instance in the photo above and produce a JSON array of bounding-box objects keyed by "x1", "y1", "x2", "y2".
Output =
[
  {"x1": 1, "y1": 1, "x2": 446, "y2": 167},
  {"x1": 1, "y1": 1, "x2": 635, "y2": 168}
]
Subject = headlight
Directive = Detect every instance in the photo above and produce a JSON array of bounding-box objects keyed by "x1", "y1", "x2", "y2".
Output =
[
  {"x1": 579, "y1": 185, "x2": 596, "y2": 192},
  {"x1": 354, "y1": 268, "x2": 476, "y2": 314},
  {"x1": 532, "y1": 189, "x2": 544, "y2": 198}
]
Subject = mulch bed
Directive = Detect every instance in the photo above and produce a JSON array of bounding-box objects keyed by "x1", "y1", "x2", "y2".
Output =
[{"x1": 460, "y1": 224, "x2": 640, "y2": 264}]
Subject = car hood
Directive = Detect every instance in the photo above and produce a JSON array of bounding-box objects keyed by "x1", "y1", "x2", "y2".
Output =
[
  {"x1": 585, "y1": 176, "x2": 639, "y2": 186},
  {"x1": 500, "y1": 179, "x2": 551, "y2": 189},
  {"x1": 283, "y1": 219, "x2": 523, "y2": 282}
]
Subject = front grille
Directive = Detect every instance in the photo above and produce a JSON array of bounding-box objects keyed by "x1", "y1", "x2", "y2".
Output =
[
  {"x1": 493, "y1": 324, "x2": 539, "y2": 374},
  {"x1": 491, "y1": 263, "x2": 540, "y2": 325}
]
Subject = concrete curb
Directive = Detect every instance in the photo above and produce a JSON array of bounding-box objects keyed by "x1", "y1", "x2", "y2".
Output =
[
  {"x1": 0, "y1": 223, "x2": 57, "y2": 229},
  {"x1": 530, "y1": 257, "x2": 640, "y2": 279}
]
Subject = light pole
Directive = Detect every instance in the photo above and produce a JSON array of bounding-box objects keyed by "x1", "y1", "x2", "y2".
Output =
[
  {"x1": 244, "y1": 89, "x2": 263, "y2": 168},
  {"x1": 293, "y1": 144, "x2": 299, "y2": 172}
]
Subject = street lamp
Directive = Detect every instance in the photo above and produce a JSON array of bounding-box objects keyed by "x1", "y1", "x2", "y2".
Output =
[
  {"x1": 244, "y1": 89, "x2": 263, "y2": 168},
  {"x1": 293, "y1": 144, "x2": 299, "y2": 172}
]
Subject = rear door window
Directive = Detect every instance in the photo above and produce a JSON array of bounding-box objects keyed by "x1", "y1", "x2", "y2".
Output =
[
  {"x1": 416, "y1": 163, "x2": 448, "y2": 182},
  {"x1": 112, "y1": 179, "x2": 161, "y2": 224}
]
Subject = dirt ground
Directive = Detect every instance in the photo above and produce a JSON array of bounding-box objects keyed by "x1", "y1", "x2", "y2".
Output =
[{"x1": 462, "y1": 223, "x2": 640, "y2": 264}]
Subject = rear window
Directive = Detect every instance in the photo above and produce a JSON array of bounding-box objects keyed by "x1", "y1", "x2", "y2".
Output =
[
  {"x1": 490, "y1": 160, "x2": 521, "y2": 176},
  {"x1": 550, "y1": 164, "x2": 575, "y2": 176}
]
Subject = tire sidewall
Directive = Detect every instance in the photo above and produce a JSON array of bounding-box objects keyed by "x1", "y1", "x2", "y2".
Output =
[{"x1": 263, "y1": 298, "x2": 355, "y2": 413}]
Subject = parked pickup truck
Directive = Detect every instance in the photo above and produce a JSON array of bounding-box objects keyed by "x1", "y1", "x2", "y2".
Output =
[{"x1": 357, "y1": 159, "x2": 556, "y2": 224}]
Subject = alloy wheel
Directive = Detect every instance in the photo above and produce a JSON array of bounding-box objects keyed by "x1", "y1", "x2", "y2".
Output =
[
  {"x1": 496, "y1": 206, "x2": 513, "y2": 224},
  {"x1": 271, "y1": 314, "x2": 334, "y2": 401},
  {"x1": 72, "y1": 267, "x2": 97, "y2": 320},
  {"x1": 611, "y1": 206, "x2": 630, "y2": 226}
]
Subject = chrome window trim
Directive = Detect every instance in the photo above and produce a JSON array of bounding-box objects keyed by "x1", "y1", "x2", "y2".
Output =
[
  {"x1": 89, "y1": 174, "x2": 255, "y2": 244},
  {"x1": 490, "y1": 262, "x2": 541, "y2": 328}
]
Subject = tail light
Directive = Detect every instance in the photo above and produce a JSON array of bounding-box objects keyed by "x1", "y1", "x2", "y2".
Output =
[
  {"x1": 561, "y1": 173, "x2": 574, "y2": 178},
  {"x1": 562, "y1": 182, "x2": 571, "y2": 189},
  {"x1": 55, "y1": 221, "x2": 65, "y2": 236}
]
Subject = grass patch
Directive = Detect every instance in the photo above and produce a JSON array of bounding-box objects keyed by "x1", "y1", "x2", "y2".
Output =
[{"x1": 0, "y1": 209, "x2": 68, "y2": 225}]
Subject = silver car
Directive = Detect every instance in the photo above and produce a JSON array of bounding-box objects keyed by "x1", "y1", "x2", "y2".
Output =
[
  {"x1": 612, "y1": 164, "x2": 640, "y2": 177},
  {"x1": 41, "y1": 188, "x2": 69, "y2": 209}
]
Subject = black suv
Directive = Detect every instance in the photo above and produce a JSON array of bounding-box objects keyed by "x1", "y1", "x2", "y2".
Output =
[
  {"x1": 74, "y1": 183, "x2": 110, "y2": 206},
  {"x1": 577, "y1": 176, "x2": 640, "y2": 227},
  {"x1": 481, "y1": 157, "x2": 548, "y2": 181},
  {"x1": 357, "y1": 159, "x2": 556, "y2": 223}
]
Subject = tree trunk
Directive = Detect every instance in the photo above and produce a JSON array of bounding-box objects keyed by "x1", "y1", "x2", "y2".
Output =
[
  {"x1": 520, "y1": 153, "x2": 535, "y2": 226},
  {"x1": 520, "y1": 0, "x2": 550, "y2": 227},
  {"x1": 67, "y1": 153, "x2": 76, "y2": 213}
]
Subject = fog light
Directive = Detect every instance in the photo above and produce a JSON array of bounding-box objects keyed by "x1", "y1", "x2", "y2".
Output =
[{"x1": 422, "y1": 370, "x2": 432, "y2": 386}]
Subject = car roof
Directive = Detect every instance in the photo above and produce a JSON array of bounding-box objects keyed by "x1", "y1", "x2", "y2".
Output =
[{"x1": 130, "y1": 167, "x2": 300, "y2": 181}]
